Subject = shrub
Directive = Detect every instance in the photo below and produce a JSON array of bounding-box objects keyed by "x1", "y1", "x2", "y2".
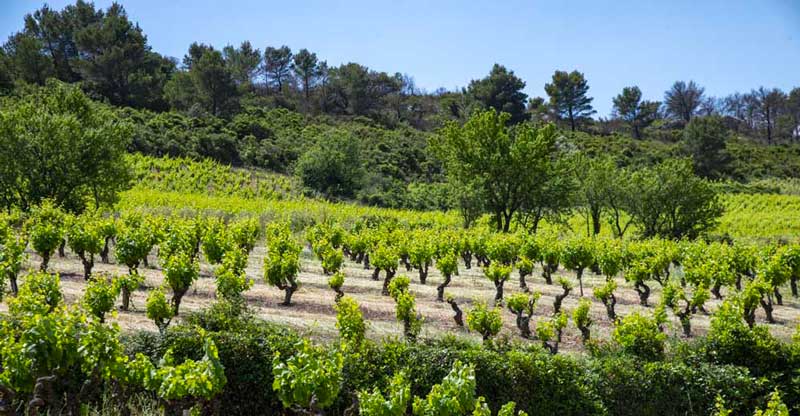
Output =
[
  {"x1": 272, "y1": 339, "x2": 344, "y2": 413},
  {"x1": 26, "y1": 201, "x2": 66, "y2": 271},
  {"x1": 66, "y1": 214, "x2": 104, "y2": 279},
  {"x1": 146, "y1": 287, "x2": 174, "y2": 334},
  {"x1": 83, "y1": 274, "x2": 119, "y2": 322},
  {"x1": 358, "y1": 371, "x2": 411, "y2": 416},
  {"x1": 612, "y1": 312, "x2": 666, "y2": 361},
  {"x1": 573, "y1": 298, "x2": 593, "y2": 343},
  {"x1": 467, "y1": 301, "x2": 502, "y2": 342},
  {"x1": 335, "y1": 296, "x2": 367, "y2": 348},
  {"x1": 162, "y1": 251, "x2": 199, "y2": 315}
]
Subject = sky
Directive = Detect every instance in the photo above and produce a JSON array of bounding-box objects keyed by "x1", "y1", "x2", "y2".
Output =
[{"x1": 2, "y1": 0, "x2": 799, "y2": 116}]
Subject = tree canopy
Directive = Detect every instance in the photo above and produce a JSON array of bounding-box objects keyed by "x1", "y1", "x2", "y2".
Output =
[{"x1": 0, "y1": 81, "x2": 132, "y2": 212}]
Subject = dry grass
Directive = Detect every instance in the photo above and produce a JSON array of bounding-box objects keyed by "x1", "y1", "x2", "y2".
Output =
[{"x1": 11, "y1": 244, "x2": 800, "y2": 354}]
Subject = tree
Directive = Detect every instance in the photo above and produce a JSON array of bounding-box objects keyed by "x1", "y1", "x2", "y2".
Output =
[
  {"x1": 683, "y1": 115, "x2": 730, "y2": 179},
  {"x1": 750, "y1": 87, "x2": 786, "y2": 144},
  {"x1": 572, "y1": 298, "x2": 593, "y2": 343},
  {"x1": 0, "y1": 81, "x2": 132, "y2": 213},
  {"x1": 467, "y1": 64, "x2": 529, "y2": 124},
  {"x1": 484, "y1": 262, "x2": 512, "y2": 303},
  {"x1": 165, "y1": 46, "x2": 239, "y2": 116},
  {"x1": 295, "y1": 130, "x2": 364, "y2": 199},
  {"x1": 222, "y1": 41, "x2": 261, "y2": 89},
  {"x1": 433, "y1": 110, "x2": 563, "y2": 232},
  {"x1": 611, "y1": 86, "x2": 659, "y2": 139},
  {"x1": 272, "y1": 340, "x2": 343, "y2": 414},
  {"x1": 3, "y1": 33, "x2": 53, "y2": 85},
  {"x1": 292, "y1": 48, "x2": 320, "y2": 109},
  {"x1": 66, "y1": 214, "x2": 104, "y2": 279},
  {"x1": 626, "y1": 159, "x2": 723, "y2": 239},
  {"x1": 561, "y1": 237, "x2": 594, "y2": 296},
  {"x1": 664, "y1": 81, "x2": 704, "y2": 123},
  {"x1": 25, "y1": 201, "x2": 66, "y2": 271},
  {"x1": 466, "y1": 301, "x2": 502, "y2": 342},
  {"x1": 162, "y1": 251, "x2": 199, "y2": 315},
  {"x1": 73, "y1": 3, "x2": 173, "y2": 109},
  {"x1": 544, "y1": 70, "x2": 595, "y2": 131},
  {"x1": 263, "y1": 45, "x2": 293, "y2": 92},
  {"x1": 192, "y1": 49, "x2": 239, "y2": 116},
  {"x1": 263, "y1": 223, "x2": 302, "y2": 306}
]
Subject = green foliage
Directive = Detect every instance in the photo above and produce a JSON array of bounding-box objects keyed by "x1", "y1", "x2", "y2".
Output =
[
  {"x1": 296, "y1": 130, "x2": 365, "y2": 199},
  {"x1": 412, "y1": 360, "x2": 481, "y2": 416},
  {"x1": 263, "y1": 222, "x2": 302, "y2": 305},
  {"x1": 433, "y1": 110, "x2": 566, "y2": 232},
  {"x1": 612, "y1": 312, "x2": 666, "y2": 361},
  {"x1": 82, "y1": 274, "x2": 119, "y2": 322},
  {"x1": 0, "y1": 81, "x2": 132, "y2": 212},
  {"x1": 214, "y1": 249, "x2": 253, "y2": 302},
  {"x1": 683, "y1": 115, "x2": 731, "y2": 179},
  {"x1": 466, "y1": 302, "x2": 502, "y2": 342},
  {"x1": 202, "y1": 218, "x2": 231, "y2": 264},
  {"x1": 66, "y1": 214, "x2": 104, "y2": 258},
  {"x1": 26, "y1": 201, "x2": 66, "y2": 271},
  {"x1": 545, "y1": 70, "x2": 595, "y2": 131},
  {"x1": 272, "y1": 340, "x2": 344, "y2": 412},
  {"x1": 573, "y1": 298, "x2": 593, "y2": 342},
  {"x1": 466, "y1": 64, "x2": 529, "y2": 125},
  {"x1": 10, "y1": 271, "x2": 63, "y2": 315},
  {"x1": 145, "y1": 286, "x2": 174, "y2": 333},
  {"x1": 162, "y1": 251, "x2": 200, "y2": 315},
  {"x1": 115, "y1": 216, "x2": 155, "y2": 272},
  {"x1": 627, "y1": 159, "x2": 723, "y2": 239},
  {"x1": 335, "y1": 295, "x2": 367, "y2": 348},
  {"x1": 0, "y1": 231, "x2": 26, "y2": 297},
  {"x1": 753, "y1": 390, "x2": 789, "y2": 416},
  {"x1": 132, "y1": 335, "x2": 227, "y2": 402},
  {"x1": 359, "y1": 371, "x2": 411, "y2": 416}
]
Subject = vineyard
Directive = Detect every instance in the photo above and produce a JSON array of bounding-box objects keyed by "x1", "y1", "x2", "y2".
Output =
[{"x1": 0, "y1": 174, "x2": 799, "y2": 414}]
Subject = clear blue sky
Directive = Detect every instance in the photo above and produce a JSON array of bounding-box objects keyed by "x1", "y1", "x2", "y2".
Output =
[{"x1": 2, "y1": 0, "x2": 799, "y2": 116}]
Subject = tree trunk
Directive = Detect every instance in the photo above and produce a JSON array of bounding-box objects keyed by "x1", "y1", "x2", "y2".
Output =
[
  {"x1": 371, "y1": 267, "x2": 381, "y2": 281},
  {"x1": 760, "y1": 295, "x2": 775, "y2": 323},
  {"x1": 553, "y1": 287, "x2": 571, "y2": 314},
  {"x1": 773, "y1": 287, "x2": 783, "y2": 306},
  {"x1": 436, "y1": 273, "x2": 452, "y2": 302},
  {"x1": 418, "y1": 264, "x2": 428, "y2": 285},
  {"x1": 519, "y1": 270, "x2": 529, "y2": 292},
  {"x1": 333, "y1": 287, "x2": 344, "y2": 302},
  {"x1": 541, "y1": 264, "x2": 553, "y2": 285},
  {"x1": 281, "y1": 280, "x2": 298, "y2": 306},
  {"x1": 711, "y1": 282, "x2": 723, "y2": 300},
  {"x1": 402, "y1": 255, "x2": 411, "y2": 272},
  {"x1": 517, "y1": 314, "x2": 531, "y2": 339},
  {"x1": 578, "y1": 325, "x2": 590, "y2": 343},
  {"x1": 603, "y1": 294, "x2": 617, "y2": 321},
  {"x1": 678, "y1": 313, "x2": 691, "y2": 337},
  {"x1": 461, "y1": 252, "x2": 472, "y2": 269},
  {"x1": 172, "y1": 287, "x2": 189, "y2": 315},
  {"x1": 381, "y1": 270, "x2": 396, "y2": 296},
  {"x1": 447, "y1": 298, "x2": 464, "y2": 327},
  {"x1": 121, "y1": 287, "x2": 131, "y2": 311},
  {"x1": 40, "y1": 252, "x2": 50, "y2": 272},
  {"x1": 577, "y1": 269, "x2": 584, "y2": 297},
  {"x1": 101, "y1": 237, "x2": 111, "y2": 263},
  {"x1": 10, "y1": 275, "x2": 18, "y2": 296},
  {"x1": 80, "y1": 253, "x2": 93, "y2": 280},
  {"x1": 363, "y1": 254, "x2": 370, "y2": 270},
  {"x1": 58, "y1": 239, "x2": 66, "y2": 258},
  {"x1": 791, "y1": 277, "x2": 798, "y2": 297},
  {"x1": 494, "y1": 280, "x2": 504, "y2": 304},
  {"x1": 635, "y1": 281, "x2": 650, "y2": 306}
]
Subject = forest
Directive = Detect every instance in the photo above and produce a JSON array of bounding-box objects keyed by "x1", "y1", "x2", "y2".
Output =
[{"x1": 0, "y1": 1, "x2": 799, "y2": 416}]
